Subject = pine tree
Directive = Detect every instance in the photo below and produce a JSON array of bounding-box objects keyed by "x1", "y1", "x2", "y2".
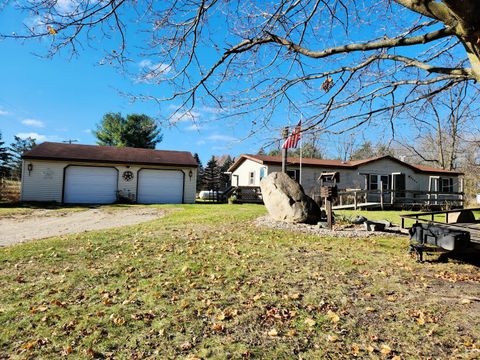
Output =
[
  {"x1": 94, "y1": 113, "x2": 162, "y2": 149},
  {"x1": 0, "y1": 131, "x2": 10, "y2": 178},
  {"x1": 193, "y1": 153, "x2": 204, "y2": 191},
  {"x1": 9, "y1": 136, "x2": 36, "y2": 179},
  {"x1": 220, "y1": 155, "x2": 234, "y2": 189},
  {"x1": 203, "y1": 156, "x2": 221, "y2": 191}
]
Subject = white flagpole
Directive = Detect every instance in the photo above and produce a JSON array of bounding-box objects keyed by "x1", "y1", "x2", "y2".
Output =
[{"x1": 299, "y1": 119, "x2": 303, "y2": 185}]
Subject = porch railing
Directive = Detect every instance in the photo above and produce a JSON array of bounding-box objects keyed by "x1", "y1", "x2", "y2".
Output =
[{"x1": 335, "y1": 188, "x2": 464, "y2": 210}]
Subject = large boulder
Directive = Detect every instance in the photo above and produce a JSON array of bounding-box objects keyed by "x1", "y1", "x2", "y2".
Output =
[{"x1": 260, "y1": 172, "x2": 322, "y2": 224}]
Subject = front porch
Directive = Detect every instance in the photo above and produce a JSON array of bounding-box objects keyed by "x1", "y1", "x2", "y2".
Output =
[{"x1": 333, "y1": 188, "x2": 464, "y2": 210}]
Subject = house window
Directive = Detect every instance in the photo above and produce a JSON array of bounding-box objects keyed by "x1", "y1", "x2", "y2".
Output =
[
  {"x1": 380, "y1": 175, "x2": 389, "y2": 190},
  {"x1": 369, "y1": 174, "x2": 389, "y2": 190},
  {"x1": 287, "y1": 170, "x2": 300, "y2": 181},
  {"x1": 440, "y1": 178, "x2": 454, "y2": 193},
  {"x1": 248, "y1": 171, "x2": 255, "y2": 185},
  {"x1": 260, "y1": 168, "x2": 266, "y2": 181},
  {"x1": 369, "y1": 174, "x2": 378, "y2": 190}
]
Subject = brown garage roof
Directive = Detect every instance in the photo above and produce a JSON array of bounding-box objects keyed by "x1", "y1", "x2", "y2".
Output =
[
  {"x1": 228, "y1": 154, "x2": 463, "y2": 175},
  {"x1": 22, "y1": 142, "x2": 198, "y2": 167}
]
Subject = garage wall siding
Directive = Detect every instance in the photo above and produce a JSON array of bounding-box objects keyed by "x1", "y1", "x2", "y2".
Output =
[
  {"x1": 21, "y1": 160, "x2": 65, "y2": 202},
  {"x1": 21, "y1": 160, "x2": 196, "y2": 204}
]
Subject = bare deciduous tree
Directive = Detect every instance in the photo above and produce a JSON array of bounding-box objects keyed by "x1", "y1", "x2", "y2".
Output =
[
  {"x1": 398, "y1": 82, "x2": 479, "y2": 170},
  {"x1": 1, "y1": 1, "x2": 479, "y2": 136}
]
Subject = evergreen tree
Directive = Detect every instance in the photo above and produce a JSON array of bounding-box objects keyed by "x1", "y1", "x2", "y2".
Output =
[
  {"x1": 193, "y1": 153, "x2": 204, "y2": 191},
  {"x1": 94, "y1": 113, "x2": 162, "y2": 149},
  {"x1": 266, "y1": 141, "x2": 323, "y2": 159},
  {"x1": 9, "y1": 136, "x2": 36, "y2": 179},
  {"x1": 350, "y1": 141, "x2": 394, "y2": 160},
  {"x1": 203, "y1": 156, "x2": 221, "y2": 191},
  {"x1": 220, "y1": 155, "x2": 234, "y2": 189},
  {"x1": 268, "y1": 148, "x2": 281, "y2": 156},
  {"x1": 0, "y1": 131, "x2": 10, "y2": 178},
  {"x1": 289, "y1": 141, "x2": 324, "y2": 159}
]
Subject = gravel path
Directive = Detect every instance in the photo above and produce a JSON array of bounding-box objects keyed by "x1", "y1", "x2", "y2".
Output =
[
  {"x1": 254, "y1": 215, "x2": 403, "y2": 238},
  {"x1": 0, "y1": 207, "x2": 167, "y2": 246}
]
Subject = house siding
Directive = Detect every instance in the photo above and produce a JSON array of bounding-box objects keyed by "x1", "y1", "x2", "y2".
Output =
[
  {"x1": 21, "y1": 159, "x2": 197, "y2": 204},
  {"x1": 231, "y1": 159, "x2": 267, "y2": 187}
]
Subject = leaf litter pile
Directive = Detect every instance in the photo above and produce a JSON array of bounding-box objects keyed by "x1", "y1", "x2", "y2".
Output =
[{"x1": 0, "y1": 204, "x2": 479, "y2": 359}]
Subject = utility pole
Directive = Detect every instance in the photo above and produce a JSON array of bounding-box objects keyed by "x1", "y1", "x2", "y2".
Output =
[
  {"x1": 281, "y1": 126, "x2": 289, "y2": 173},
  {"x1": 63, "y1": 139, "x2": 78, "y2": 144}
]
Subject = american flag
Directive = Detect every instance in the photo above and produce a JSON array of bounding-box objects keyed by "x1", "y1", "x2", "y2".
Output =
[{"x1": 282, "y1": 120, "x2": 302, "y2": 149}]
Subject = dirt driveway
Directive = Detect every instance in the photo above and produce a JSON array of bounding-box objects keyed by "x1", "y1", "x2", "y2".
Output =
[{"x1": 0, "y1": 206, "x2": 167, "y2": 246}]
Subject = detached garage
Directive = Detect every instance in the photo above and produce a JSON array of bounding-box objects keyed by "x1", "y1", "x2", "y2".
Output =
[{"x1": 21, "y1": 142, "x2": 198, "y2": 204}]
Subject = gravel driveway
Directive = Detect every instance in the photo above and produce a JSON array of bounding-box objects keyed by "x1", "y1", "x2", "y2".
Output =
[{"x1": 0, "y1": 207, "x2": 167, "y2": 246}]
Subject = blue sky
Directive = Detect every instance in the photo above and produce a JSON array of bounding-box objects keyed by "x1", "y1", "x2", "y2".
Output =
[
  {"x1": 0, "y1": 11, "x2": 266, "y2": 164},
  {"x1": 0, "y1": 2, "x2": 470, "y2": 164}
]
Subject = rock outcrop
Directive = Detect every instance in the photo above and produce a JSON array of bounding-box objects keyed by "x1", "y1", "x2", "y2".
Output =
[{"x1": 260, "y1": 172, "x2": 321, "y2": 224}]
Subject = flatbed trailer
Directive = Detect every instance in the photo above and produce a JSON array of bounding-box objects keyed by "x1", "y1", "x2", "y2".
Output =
[{"x1": 400, "y1": 208, "x2": 480, "y2": 261}]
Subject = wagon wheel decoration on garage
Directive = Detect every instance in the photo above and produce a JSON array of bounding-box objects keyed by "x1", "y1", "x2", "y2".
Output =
[{"x1": 122, "y1": 171, "x2": 134, "y2": 181}]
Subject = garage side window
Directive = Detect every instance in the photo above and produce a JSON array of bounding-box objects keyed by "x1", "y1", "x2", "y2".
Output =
[{"x1": 248, "y1": 171, "x2": 255, "y2": 185}]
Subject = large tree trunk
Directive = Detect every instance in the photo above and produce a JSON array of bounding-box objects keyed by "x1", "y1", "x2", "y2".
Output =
[
  {"x1": 464, "y1": 42, "x2": 480, "y2": 81},
  {"x1": 443, "y1": 0, "x2": 480, "y2": 80}
]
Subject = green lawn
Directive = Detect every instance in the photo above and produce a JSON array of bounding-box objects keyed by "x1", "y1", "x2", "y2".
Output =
[{"x1": 1, "y1": 204, "x2": 479, "y2": 358}]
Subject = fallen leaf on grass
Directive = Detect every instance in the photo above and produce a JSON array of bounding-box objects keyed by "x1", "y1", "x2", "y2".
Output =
[
  {"x1": 30, "y1": 305, "x2": 48, "y2": 314},
  {"x1": 365, "y1": 307, "x2": 375, "y2": 312},
  {"x1": 351, "y1": 343, "x2": 361, "y2": 356},
  {"x1": 268, "y1": 328, "x2": 278, "y2": 337},
  {"x1": 180, "y1": 341, "x2": 193, "y2": 351},
  {"x1": 326, "y1": 310, "x2": 340, "y2": 323},
  {"x1": 22, "y1": 342, "x2": 36, "y2": 350},
  {"x1": 211, "y1": 323, "x2": 224, "y2": 332},
  {"x1": 304, "y1": 317, "x2": 316, "y2": 327},
  {"x1": 327, "y1": 334, "x2": 338, "y2": 342},
  {"x1": 253, "y1": 293, "x2": 264, "y2": 301},
  {"x1": 286, "y1": 329, "x2": 297, "y2": 337},
  {"x1": 110, "y1": 314, "x2": 125, "y2": 326},
  {"x1": 62, "y1": 345, "x2": 73, "y2": 355},
  {"x1": 380, "y1": 344, "x2": 392, "y2": 355},
  {"x1": 289, "y1": 292, "x2": 301, "y2": 300}
]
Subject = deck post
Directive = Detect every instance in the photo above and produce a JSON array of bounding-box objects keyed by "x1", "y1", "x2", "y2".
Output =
[
  {"x1": 281, "y1": 127, "x2": 289, "y2": 173},
  {"x1": 380, "y1": 181, "x2": 384, "y2": 210},
  {"x1": 354, "y1": 191, "x2": 358, "y2": 210}
]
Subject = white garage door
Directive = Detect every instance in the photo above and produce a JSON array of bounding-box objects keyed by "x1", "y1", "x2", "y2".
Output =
[
  {"x1": 64, "y1": 166, "x2": 117, "y2": 204},
  {"x1": 137, "y1": 169, "x2": 183, "y2": 204}
]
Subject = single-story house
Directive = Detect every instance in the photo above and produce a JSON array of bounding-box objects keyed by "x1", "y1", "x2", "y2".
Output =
[
  {"x1": 21, "y1": 142, "x2": 198, "y2": 204},
  {"x1": 228, "y1": 154, "x2": 464, "y2": 206}
]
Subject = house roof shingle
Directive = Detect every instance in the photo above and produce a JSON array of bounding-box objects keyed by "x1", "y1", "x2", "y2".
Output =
[
  {"x1": 22, "y1": 142, "x2": 198, "y2": 167},
  {"x1": 228, "y1": 154, "x2": 463, "y2": 175}
]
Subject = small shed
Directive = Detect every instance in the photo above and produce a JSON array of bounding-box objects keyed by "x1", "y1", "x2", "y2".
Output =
[{"x1": 21, "y1": 142, "x2": 198, "y2": 204}]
